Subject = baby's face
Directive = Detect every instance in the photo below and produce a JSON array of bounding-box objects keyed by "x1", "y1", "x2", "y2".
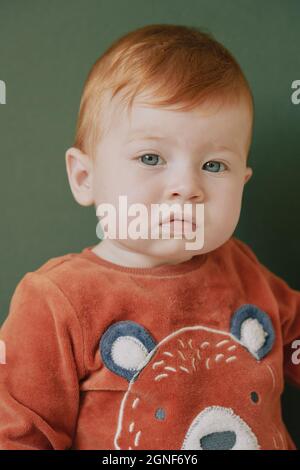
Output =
[{"x1": 87, "y1": 95, "x2": 252, "y2": 267}]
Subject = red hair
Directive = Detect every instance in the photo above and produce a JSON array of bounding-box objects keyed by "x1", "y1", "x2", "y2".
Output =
[{"x1": 74, "y1": 24, "x2": 253, "y2": 158}]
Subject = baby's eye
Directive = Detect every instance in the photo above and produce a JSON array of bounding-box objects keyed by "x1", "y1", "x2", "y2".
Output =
[
  {"x1": 138, "y1": 153, "x2": 164, "y2": 166},
  {"x1": 203, "y1": 161, "x2": 227, "y2": 173}
]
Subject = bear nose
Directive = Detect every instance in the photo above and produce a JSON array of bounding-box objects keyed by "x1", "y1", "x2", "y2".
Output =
[{"x1": 200, "y1": 431, "x2": 236, "y2": 450}]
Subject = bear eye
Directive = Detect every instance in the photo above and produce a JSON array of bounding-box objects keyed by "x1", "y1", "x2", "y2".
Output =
[
  {"x1": 155, "y1": 408, "x2": 166, "y2": 420},
  {"x1": 250, "y1": 391, "x2": 259, "y2": 403}
]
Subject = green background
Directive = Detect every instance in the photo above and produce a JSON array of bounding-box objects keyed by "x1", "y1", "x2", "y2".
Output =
[{"x1": 0, "y1": 0, "x2": 300, "y2": 447}]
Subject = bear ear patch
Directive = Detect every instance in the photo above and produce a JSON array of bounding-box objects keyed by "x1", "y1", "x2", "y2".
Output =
[
  {"x1": 99, "y1": 320, "x2": 157, "y2": 382},
  {"x1": 230, "y1": 304, "x2": 275, "y2": 360}
]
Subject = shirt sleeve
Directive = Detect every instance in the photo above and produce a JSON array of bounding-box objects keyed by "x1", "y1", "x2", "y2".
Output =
[
  {"x1": 0, "y1": 271, "x2": 86, "y2": 449},
  {"x1": 234, "y1": 237, "x2": 300, "y2": 389}
]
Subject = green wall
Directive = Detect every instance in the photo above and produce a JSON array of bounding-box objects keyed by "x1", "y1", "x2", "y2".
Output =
[{"x1": 0, "y1": 0, "x2": 300, "y2": 448}]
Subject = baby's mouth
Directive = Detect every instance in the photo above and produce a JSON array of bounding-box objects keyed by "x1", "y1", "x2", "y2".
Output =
[{"x1": 159, "y1": 218, "x2": 197, "y2": 232}]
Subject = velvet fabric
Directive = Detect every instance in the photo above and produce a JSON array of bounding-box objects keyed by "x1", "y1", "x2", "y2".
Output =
[{"x1": 0, "y1": 236, "x2": 299, "y2": 449}]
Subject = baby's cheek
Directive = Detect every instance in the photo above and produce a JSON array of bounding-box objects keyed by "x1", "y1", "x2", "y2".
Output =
[{"x1": 209, "y1": 193, "x2": 242, "y2": 234}]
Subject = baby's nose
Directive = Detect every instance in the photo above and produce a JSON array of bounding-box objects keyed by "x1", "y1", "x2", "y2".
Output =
[{"x1": 168, "y1": 171, "x2": 205, "y2": 202}]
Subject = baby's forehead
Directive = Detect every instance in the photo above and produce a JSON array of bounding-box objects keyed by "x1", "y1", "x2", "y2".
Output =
[
  {"x1": 111, "y1": 90, "x2": 250, "y2": 123},
  {"x1": 102, "y1": 93, "x2": 252, "y2": 152}
]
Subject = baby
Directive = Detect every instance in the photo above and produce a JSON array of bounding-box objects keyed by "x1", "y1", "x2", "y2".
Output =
[{"x1": 0, "y1": 23, "x2": 300, "y2": 450}]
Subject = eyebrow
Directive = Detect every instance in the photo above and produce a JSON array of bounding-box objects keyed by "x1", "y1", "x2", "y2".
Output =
[
  {"x1": 127, "y1": 132, "x2": 241, "y2": 158},
  {"x1": 127, "y1": 132, "x2": 167, "y2": 143}
]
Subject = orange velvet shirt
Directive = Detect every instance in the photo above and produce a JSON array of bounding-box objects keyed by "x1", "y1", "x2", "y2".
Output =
[{"x1": 0, "y1": 237, "x2": 299, "y2": 450}]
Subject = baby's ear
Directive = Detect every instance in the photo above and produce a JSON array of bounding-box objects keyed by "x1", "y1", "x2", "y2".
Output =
[{"x1": 65, "y1": 147, "x2": 94, "y2": 206}]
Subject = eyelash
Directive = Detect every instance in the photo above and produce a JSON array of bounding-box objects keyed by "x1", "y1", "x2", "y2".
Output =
[{"x1": 136, "y1": 153, "x2": 228, "y2": 173}]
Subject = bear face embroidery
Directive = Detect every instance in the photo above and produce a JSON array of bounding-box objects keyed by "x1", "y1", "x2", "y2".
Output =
[{"x1": 99, "y1": 304, "x2": 281, "y2": 450}]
